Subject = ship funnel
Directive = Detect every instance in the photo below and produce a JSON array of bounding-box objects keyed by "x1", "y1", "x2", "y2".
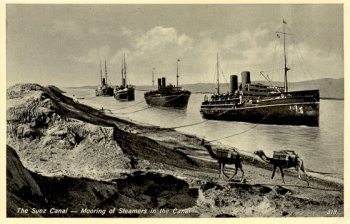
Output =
[
  {"x1": 162, "y1": 77, "x2": 166, "y2": 88},
  {"x1": 241, "y1": 71, "x2": 251, "y2": 89},
  {"x1": 230, "y1": 75, "x2": 238, "y2": 94},
  {"x1": 158, "y1": 78, "x2": 162, "y2": 89}
]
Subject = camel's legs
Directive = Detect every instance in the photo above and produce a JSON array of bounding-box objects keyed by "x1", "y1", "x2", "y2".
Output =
[
  {"x1": 219, "y1": 163, "x2": 222, "y2": 178},
  {"x1": 228, "y1": 163, "x2": 244, "y2": 182},
  {"x1": 221, "y1": 163, "x2": 231, "y2": 180},
  {"x1": 239, "y1": 167, "x2": 245, "y2": 182},
  {"x1": 297, "y1": 164, "x2": 302, "y2": 179},
  {"x1": 295, "y1": 165, "x2": 301, "y2": 185},
  {"x1": 271, "y1": 165, "x2": 277, "y2": 179},
  {"x1": 294, "y1": 163, "x2": 310, "y2": 186},
  {"x1": 229, "y1": 166, "x2": 238, "y2": 180},
  {"x1": 220, "y1": 163, "x2": 230, "y2": 180},
  {"x1": 279, "y1": 166, "x2": 285, "y2": 184},
  {"x1": 303, "y1": 171, "x2": 310, "y2": 186},
  {"x1": 301, "y1": 164, "x2": 310, "y2": 186}
]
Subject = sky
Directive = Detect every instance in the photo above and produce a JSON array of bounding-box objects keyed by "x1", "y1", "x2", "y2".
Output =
[{"x1": 6, "y1": 4, "x2": 344, "y2": 87}]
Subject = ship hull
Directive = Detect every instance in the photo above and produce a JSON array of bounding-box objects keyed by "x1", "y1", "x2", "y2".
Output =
[
  {"x1": 145, "y1": 93, "x2": 191, "y2": 108},
  {"x1": 114, "y1": 88, "x2": 135, "y2": 101},
  {"x1": 95, "y1": 87, "x2": 114, "y2": 97},
  {"x1": 200, "y1": 90, "x2": 320, "y2": 127}
]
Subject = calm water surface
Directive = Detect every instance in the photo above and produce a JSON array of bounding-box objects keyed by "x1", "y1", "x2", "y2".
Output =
[{"x1": 63, "y1": 88, "x2": 344, "y2": 179}]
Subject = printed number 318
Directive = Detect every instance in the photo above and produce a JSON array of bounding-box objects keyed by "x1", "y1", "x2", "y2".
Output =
[{"x1": 327, "y1": 209, "x2": 337, "y2": 215}]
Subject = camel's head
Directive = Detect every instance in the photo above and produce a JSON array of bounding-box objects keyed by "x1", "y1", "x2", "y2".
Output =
[
  {"x1": 253, "y1": 150, "x2": 266, "y2": 162},
  {"x1": 253, "y1": 150, "x2": 264, "y2": 157}
]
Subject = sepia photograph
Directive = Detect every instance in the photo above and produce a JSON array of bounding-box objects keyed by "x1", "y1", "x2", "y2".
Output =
[{"x1": 2, "y1": 2, "x2": 348, "y2": 221}]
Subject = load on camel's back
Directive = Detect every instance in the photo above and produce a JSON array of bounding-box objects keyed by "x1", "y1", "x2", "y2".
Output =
[
  {"x1": 254, "y1": 149, "x2": 309, "y2": 186},
  {"x1": 201, "y1": 139, "x2": 244, "y2": 182},
  {"x1": 273, "y1": 150, "x2": 299, "y2": 167}
]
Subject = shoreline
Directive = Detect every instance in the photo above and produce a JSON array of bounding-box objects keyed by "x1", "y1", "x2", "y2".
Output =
[
  {"x1": 6, "y1": 83, "x2": 344, "y2": 217},
  {"x1": 72, "y1": 95, "x2": 343, "y2": 185}
]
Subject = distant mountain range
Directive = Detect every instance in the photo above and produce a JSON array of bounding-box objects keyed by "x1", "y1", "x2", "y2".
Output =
[
  {"x1": 138, "y1": 78, "x2": 344, "y2": 99},
  {"x1": 68, "y1": 78, "x2": 344, "y2": 99}
]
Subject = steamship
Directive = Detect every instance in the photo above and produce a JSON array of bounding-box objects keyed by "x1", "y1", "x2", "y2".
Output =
[
  {"x1": 95, "y1": 60, "x2": 114, "y2": 97},
  {"x1": 114, "y1": 54, "x2": 135, "y2": 101},
  {"x1": 200, "y1": 21, "x2": 320, "y2": 127},
  {"x1": 144, "y1": 60, "x2": 191, "y2": 108}
]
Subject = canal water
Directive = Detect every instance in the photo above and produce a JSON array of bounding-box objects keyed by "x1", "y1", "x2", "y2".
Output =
[{"x1": 63, "y1": 88, "x2": 344, "y2": 179}]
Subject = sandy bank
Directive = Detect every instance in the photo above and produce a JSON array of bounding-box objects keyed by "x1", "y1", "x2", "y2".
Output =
[{"x1": 6, "y1": 83, "x2": 344, "y2": 217}]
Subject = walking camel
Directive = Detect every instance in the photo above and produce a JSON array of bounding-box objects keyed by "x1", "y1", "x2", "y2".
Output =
[
  {"x1": 254, "y1": 150, "x2": 309, "y2": 186},
  {"x1": 201, "y1": 140, "x2": 244, "y2": 181}
]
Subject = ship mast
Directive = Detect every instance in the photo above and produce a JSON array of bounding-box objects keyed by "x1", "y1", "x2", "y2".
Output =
[
  {"x1": 100, "y1": 61, "x2": 103, "y2": 85},
  {"x1": 123, "y1": 53, "x2": 127, "y2": 86},
  {"x1": 104, "y1": 59, "x2": 108, "y2": 84},
  {"x1": 216, "y1": 53, "x2": 220, "y2": 95},
  {"x1": 277, "y1": 19, "x2": 291, "y2": 93},
  {"x1": 176, "y1": 59, "x2": 180, "y2": 89},
  {"x1": 121, "y1": 54, "x2": 127, "y2": 87},
  {"x1": 121, "y1": 56, "x2": 124, "y2": 85},
  {"x1": 152, "y1": 67, "x2": 155, "y2": 90}
]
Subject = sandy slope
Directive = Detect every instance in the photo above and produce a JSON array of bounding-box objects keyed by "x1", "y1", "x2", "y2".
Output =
[{"x1": 6, "y1": 83, "x2": 343, "y2": 217}]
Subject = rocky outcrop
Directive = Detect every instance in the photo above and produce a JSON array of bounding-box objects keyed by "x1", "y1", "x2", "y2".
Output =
[
  {"x1": 7, "y1": 145, "x2": 47, "y2": 217},
  {"x1": 7, "y1": 145, "x2": 199, "y2": 217},
  {"x1": 6, "y1": 84, "x2": 197, "y2": 180}
]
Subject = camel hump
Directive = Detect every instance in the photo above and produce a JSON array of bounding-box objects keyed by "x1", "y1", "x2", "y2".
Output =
[
  {"x1": 216, "y1": 148, "x2": 238, "y2": 159},
  {"x1": 282, "y1": 150, "x2": 299, "y2": 159},
  {"x1": 281, "y1": 150, "x2": 297, "y2": 155},
  {"x1": 273, "y1": 151, "x2": 289, "y2": 161},
  {"x1": 275, "y1": 150, "x2": 298, "y2": 157},
  {"x1": 273, "y1": 150, "x2": 299, "y2": 164}
]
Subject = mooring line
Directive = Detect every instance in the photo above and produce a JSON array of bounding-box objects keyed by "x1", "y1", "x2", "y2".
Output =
[
  {"x1": 113, "y1": 100, "x2": 145, "y2": 110},
  {"x1": 207, "y1": 113, "x2": 270, "y2": 143},
  {"x1": 113, "y1": 105, "x2": 152, "y2": 115},
  {"x1": 169, "y1": 120, "x2": 209, "y2": 129}
]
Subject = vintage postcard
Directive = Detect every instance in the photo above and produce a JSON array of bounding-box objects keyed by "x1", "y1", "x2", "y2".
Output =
[{"x1": 1, "y1": 1, "x2": 348, "y2": 224}]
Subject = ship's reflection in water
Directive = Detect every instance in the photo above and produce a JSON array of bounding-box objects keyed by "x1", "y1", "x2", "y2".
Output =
[{"x1": 64, "y1": 88, "x2": 344, "y2": 179}]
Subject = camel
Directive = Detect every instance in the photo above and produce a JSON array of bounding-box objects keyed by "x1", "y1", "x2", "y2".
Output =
[
  {"x1": 201, "y1": 140, "x2": 244, "y2": 181},
  {"x1": 254, "y1": 150, "x2": 309, "y2": 186}
]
